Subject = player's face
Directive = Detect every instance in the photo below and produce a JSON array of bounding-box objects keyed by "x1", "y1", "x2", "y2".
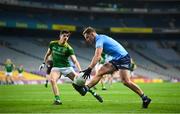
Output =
[
  {"x1": 59, "y1": 33, "x2": 69, "y2": 43},
  {"x1": 84, "y1": 33, "x2": 94, "y2": 44},
  {"x1": 6, "y1": 59, "x2": 11, "y2": 64}
]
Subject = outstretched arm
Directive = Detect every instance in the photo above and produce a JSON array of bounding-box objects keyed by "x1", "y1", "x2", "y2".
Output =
[
  {"x1": 81, "y1": 47, "x2": 103, "y2": 79},
  {"x1": 88, "y1": 47, "x2": 103, "y2": 69},
  {"x1": 44, "y1": 48, "x2": 52, "y2": 64},
  {"x1": 70, "y1": 55, "x2": 82, "y2": 72},
  {"x1": 39, "y1": 48, "x2": 52, "y2": 71}
]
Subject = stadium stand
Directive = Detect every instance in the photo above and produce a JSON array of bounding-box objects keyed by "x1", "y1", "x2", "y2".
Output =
[
  {"x1": 0, "y1": 0, "x2": 179, "y2": 84},
  {"x1": 126, "y1": 40, "x2": 180, "y2": 80},
  {"x1": 0, "y1": 35, "x2": 179, "y2": 82},
  {"x1": 0, "y1": 9, "x2": 180, "y2": 29}
]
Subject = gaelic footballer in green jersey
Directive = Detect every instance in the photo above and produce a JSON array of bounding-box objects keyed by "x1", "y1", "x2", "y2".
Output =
[
  {"x1": 4, "y1": 59, "x2": 15, "y2": 84},
  {"x1": 41, "y1": 30, "x2": 82, "y2": 105},
  {"x1": 49, "y1": 40, "x2": 74, "y2": 68},
  {"x1": 17, "y1": 64, "x2": 24, "y2": 78}
]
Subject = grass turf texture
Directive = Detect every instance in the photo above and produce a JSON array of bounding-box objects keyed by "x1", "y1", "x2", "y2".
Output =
[{"x1": 0, "y1": 83, "x2": 180, "y2": 113}]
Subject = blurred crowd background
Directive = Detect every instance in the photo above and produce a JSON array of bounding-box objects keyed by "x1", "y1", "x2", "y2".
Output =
[{"x1": 0, "y1": 0, "x2": 179, "y2": 84}]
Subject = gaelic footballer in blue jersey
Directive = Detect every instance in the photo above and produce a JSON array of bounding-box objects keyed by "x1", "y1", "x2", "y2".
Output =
[{"x1": 72, "y1": 27, "x2": 151, "y2": 108}]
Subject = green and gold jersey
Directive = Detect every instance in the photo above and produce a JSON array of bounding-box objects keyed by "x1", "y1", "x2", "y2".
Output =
[
  {"x1": 5, "y1": 63, "x2": 14, "y2": 72},
  {"x1": 99, "y1": 52, "x2": 106, "y2": 64},
  {"x1": 17, "y1": 67, "x2": 24, "y2": 73},
  {"x1": 130, "y1": 59, "x2": 137, "y2": 71},
  {"x1": 49, "y1": 40, "x2": 75, "y2": 68}
]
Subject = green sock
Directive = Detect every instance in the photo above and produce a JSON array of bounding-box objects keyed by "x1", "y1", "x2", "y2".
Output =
[{"x1": 55, "y1": 95, "x2": 60, "y2": 101}]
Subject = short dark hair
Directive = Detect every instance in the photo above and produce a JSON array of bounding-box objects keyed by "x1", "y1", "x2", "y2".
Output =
[
  {"x1": 60, "y1": 30, "x2": 70, "y2": 35},
  {"x1": 83, "y1": 27, "x2": 96, "y2": 35}
]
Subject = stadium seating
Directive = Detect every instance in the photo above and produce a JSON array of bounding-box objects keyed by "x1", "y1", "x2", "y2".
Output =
[
  {"x1": 126, "y1": 40, "x2": 180, "y2": 80},
  {"x1": 1, "y1": 10, "x2": 179, "y2": 29},
  {"x1": 0, "y1": 45, "x2": 42, "y2": 71},
  {"x1": 0, "y1": 36, "x2": 179, "y2": 82}
]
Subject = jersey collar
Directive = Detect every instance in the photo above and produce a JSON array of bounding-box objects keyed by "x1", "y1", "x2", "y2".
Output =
[
  {"x1": 95, "y1": 34, "x2": 99, "y2": 42},
  {"x1": 58, "y1": 41, "x2": 68, "y2": 47}
]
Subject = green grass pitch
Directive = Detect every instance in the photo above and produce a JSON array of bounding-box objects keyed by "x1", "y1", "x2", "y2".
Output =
[{"x1": 0, "y1": 83, "x2": 180, "y2": 113}]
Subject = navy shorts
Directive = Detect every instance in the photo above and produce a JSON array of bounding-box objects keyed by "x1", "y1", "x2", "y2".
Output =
[{"x1": 109, "y1": 54, "x2": 131, "y2": 70}]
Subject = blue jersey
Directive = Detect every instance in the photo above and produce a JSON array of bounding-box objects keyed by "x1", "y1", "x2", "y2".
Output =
[{"x1": 95, "y1": 34, "x2": 128, "y2": 60}]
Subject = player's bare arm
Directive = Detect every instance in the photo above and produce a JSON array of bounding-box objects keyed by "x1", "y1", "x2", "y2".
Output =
[
  {"x1": 70, "y1": 55, "x2": 82, "y2": 71},
  {"x1": 44, "y1": 48, "x2": 52, "y2": 64},
  {"x1": 89, "y1": 47, "x2": 103, "y2": 69},
  {"x1": 80, "y1": 47, "x2": 103, "y2": 79},
  {"x1": 39, "y1": 48, "x2": 52, "y2": 71}
]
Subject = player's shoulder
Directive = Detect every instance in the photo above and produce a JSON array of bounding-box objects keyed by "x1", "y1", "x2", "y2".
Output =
[
  {"x1": 65, "y1": 43, "x2": 73, "y2": 49},
  {"x1": 50, "y1": 40, "x2": 58, "y2": 45},
  {"x1": 96, "y1": 34, "x2": 108, "y2": 41},
  {"x1": 98, "y1": 34, "x2": 108, "y2": 38}
]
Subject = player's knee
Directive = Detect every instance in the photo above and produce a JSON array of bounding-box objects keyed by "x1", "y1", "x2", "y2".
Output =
[
  {"x1": 50, "y1": 78, "x2": 56, "y2": 84},
  {"x1": 96, "y1": 69, "x2": 107, "y2": 78},
  {"x1": 122, "y1": 80, "x2": 131, "y2": 86}
]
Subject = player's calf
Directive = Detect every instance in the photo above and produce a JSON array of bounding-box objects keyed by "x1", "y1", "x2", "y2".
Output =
[
  {"x1": 89, "y1": 89, "x2": 103, "y2": 103},
  {"x1": 72, "y1": 83, "x2": 88, "y2": 96}
]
